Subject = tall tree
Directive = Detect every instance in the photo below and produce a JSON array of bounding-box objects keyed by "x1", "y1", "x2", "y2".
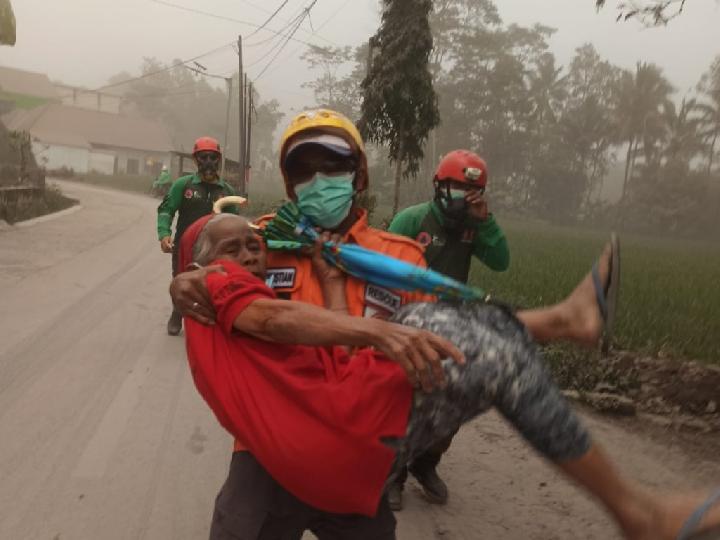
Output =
[
  {"x1": 697, "y1": 55, "x2": 720, "y2": 175},
  {"x1": 301, "y1": 45, "x2": 354, "y2": 114},
  {"x1": 435, "y1": 21, "x2": 553, "y2": 206},
  {"x1": 360, "y1": 0, "x2": 439, "y2": 214},
  {"x1": 661, "y1": 98, "x2": 703, "y2": 173},
  {"x1": 301, "y1": 44, "x2": 367, "y2": 121},
  {"x1": 613, "y1": 62, "x2": 674, "y2": 201},
  {"x1": 429, "y1": 0, "x2": 501, "y2": 70},
  {"x1": 528, "y1": 52, "x2": 567, "y2": 127},
  {"x1": 561, "y1": 43, "x2": 620, "y2": 205}
]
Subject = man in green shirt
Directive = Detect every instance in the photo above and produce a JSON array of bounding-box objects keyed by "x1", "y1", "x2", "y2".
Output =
[
  {"x1": 157, "y1": 136, "x2": 237, "y2": 336},
  {"x1": 151, "y1": 165, "x2": 172, "y2": 197},
  {"x1": 386, "y1": 149, "x2": 509, "y2": 510}
]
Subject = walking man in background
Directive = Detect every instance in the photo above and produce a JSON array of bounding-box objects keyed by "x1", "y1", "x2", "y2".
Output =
[
  {"x1": 386, "y1": 150, "x2": 509, "y2": 509},
  {"x1": 156, "y1": 136, "x2": 237, "y2": 336}
]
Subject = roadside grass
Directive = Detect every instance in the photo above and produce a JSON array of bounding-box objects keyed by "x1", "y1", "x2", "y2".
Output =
[
  {"x1": 469, "y1": 218, "x2": 720, "y2": 364},
  {"x1": 1, "y1": 184, "x2": 77, "y2": 224}
]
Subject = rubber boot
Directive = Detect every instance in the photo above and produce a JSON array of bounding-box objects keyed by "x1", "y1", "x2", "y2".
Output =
[{"x1": 167, "y1": 308, "x2": 182, "y2": 336}]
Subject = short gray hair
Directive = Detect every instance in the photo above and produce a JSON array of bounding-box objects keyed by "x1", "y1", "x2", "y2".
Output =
[{"x1": 193, "y1": 213, "x2": 244, "y2": 266}]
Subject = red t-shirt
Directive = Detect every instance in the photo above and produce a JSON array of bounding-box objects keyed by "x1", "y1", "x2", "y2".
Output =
[{"x1": 184, "y1": 260, "x2": 413, "y2": 517}]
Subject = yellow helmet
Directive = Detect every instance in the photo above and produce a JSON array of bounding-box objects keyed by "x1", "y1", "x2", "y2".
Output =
[{"x1": 279, "y1": 109, "x2": 369, "y2": 196}]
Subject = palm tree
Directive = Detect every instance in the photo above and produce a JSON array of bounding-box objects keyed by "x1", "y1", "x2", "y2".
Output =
[
  {"x1": 528, "y1": 52, "x2": 567, "y2": 127},
  {"x1": 662, "y1": 98, "x2": 704, "y2": 173},
  {"x1": 697, "y1": 56, "x2": 720, "y2": 175},
  {"x1": 613, "y1": 62, "x2": 674, "y2": 201}
]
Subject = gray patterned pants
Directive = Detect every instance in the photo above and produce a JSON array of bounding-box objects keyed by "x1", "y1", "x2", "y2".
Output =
[{"x1": 385, "y1": 301, "x2": 591, "y2": 481}]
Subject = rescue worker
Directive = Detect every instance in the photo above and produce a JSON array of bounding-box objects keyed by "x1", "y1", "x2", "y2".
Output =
[
  {"x1": 156, "y1": 136, "x2": 237, "y2": 336},
  {"x1": 169, "y1": 109, "x2": 626, "y2": 538},
  {"x1": 173, "y1": 109, "x2": 432, "y2": 539},
  {"x1": 151, "y1": 165, "x2": 172, "y2": 198},
  {"x1": 386, "y1": 150, "x2": 508, "y2": 509}
]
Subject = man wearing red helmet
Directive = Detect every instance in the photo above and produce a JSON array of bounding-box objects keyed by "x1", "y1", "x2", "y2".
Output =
[
  {"x1": 386, "y1": 150, "x2": 509, "y2": 509},
  {"x1": 156, "y1": 136, "x2": 237, "y2": 336}
]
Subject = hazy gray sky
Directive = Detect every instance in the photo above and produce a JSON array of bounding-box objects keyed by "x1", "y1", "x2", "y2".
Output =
[{"x1": 3, "y1": 0, "x2": 719, "y2": 114}]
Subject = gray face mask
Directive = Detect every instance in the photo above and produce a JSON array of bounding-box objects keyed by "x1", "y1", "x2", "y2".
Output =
[{"x1": 196, "y1": 152, "x2": 220, "y2": 179}]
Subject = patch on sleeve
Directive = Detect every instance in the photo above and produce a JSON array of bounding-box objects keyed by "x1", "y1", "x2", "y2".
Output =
[
  {"x1": 184, "y1": 188, "x2": 194, "y2": 199},
  {"x1": 363, "y1": 284, "x2": 401, "y2": 319},
  {"x1": 265, "y1": 267, "x2": 296, "y2": 289},
  {"x1": 416, "y1": 231, "x2": 432, "y2": 247}
]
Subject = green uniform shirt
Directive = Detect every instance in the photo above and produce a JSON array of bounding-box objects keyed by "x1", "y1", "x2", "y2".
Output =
[
  {"x1": 388, "y1": 201, "x2": 509, "y2": 283},
  {"x1": 152, "y1": 170, "x2": 172, "y2": 188},
  {"x1": 156, "y1": 174, "x2": 237, "y2": 241}
]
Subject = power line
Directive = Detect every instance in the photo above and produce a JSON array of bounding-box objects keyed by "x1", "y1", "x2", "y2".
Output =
[
  {"x1": 244, "y1": 8, "x2": 308, "y2": 48},
  {"x1": 94, "y1": 41, "x2": 234, "y2": 91},
  {"x1": 245, "y1": 12, "x2": 307, "y2": 69},
  {"x1": 255, "y1": 0, "x2": 350, "y2": 81},
  {"x1": 316, "y1": 0, "x2": 351, "y2": 32},
  {"x1": 254, "y1": 3, "x2": 312, "y2": 81},
  {"x1": 240, "y1": 0, "x2": 337, "y2": 46},
  {"x1": 244, "y1": 6, "x2": 308, "y2": 48},
  {"x1": 150, "y1": 0, "x2": 337, "y2": 47},
  {"x1": 247, "y1": 0, "x2": 291, "y2": 38},
  {"x1": 184, "y1": 64, "x2": 231, "y2": 81}
]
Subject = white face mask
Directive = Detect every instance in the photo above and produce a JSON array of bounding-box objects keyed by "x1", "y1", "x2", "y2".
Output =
[{"x1": 449, "y1": 188, "x2": 468, "y2": 200}]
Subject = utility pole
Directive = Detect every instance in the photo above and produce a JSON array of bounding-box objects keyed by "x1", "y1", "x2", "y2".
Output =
[
  {"x1": 246, "y1": 80, "x2": 253, "y2": 185},
  {"x1": 220, "y1": 76, "x2": 233, "y2": 180},
  {"x1": 183, "y1": 64, "x2": 234, "y2": 182},
  {"x1": 238, "y1": 34, "x2": 246, "y2": 196}
]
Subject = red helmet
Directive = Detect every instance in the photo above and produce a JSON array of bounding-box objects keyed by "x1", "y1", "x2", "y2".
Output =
[
  {"x1": 434, "y1": 150, "x2": 488, "y2": 187},
  {"x1": 193, "y1": 136, "x2": 221, "y2": 155}
]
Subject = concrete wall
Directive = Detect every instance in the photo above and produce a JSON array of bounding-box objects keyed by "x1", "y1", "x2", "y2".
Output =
[
  {"x1": 32, "y1": 141, "x2": 89, "y2": 173},
  {"x1": 30, "y1": 140, "x2": 170, "y2": 176},
  {"x1": 111, "y1": 148, "x2": 169, "y2": 176},
  {"x1": 88, "y1": 151, "x2": 115, "y2": 175}
]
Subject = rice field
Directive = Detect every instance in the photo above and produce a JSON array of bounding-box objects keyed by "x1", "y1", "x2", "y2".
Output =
[
  {"x1": 55, "y1": 176, "x2": 719, "y2": 363},
  {"x1": 468, "y1": 218, "x2": 720, "y2": 364}
]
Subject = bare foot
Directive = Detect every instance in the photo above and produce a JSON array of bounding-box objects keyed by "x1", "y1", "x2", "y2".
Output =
[
  {"x1": 622, "y1": 491, "x2": 720, "y2": 540},
  {"x1": 557, "y1": 242, "x2": 613, "y2": 347}
]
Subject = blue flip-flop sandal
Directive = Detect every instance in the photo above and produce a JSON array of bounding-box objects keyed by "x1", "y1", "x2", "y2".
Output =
[
  {"x1": 591, "y1": 233, "x2": 620, "y2": 355},
  {"x1": 676, "y1": 488, "x2": 720, "y2": 540}
]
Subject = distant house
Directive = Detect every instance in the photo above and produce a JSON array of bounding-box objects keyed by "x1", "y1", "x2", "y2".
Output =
[
  {"x1": 0, "y1": 65, "x2": 59, "y2": 112},
  {"x1": 53, "y1": 83, "x2": 123, "y2": 115},
  {"x1": 2, "y1": 104, "x2": 174, "y2": 175}
]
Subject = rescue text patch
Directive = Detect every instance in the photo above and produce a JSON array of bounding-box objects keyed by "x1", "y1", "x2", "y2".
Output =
[
  {"x1": 265, "y1": 267, "x2": 296, "y2": 289},
  {"x1": 364, "y1": 284, "x2": 401, "y2": 313}
]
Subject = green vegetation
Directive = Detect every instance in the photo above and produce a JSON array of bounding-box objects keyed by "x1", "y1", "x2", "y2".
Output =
[
  {"x1": 469, "y1": 218, "x2": 720, "y2": 364},
  {"x1": 0, "y1": 91, "x2": 48, "y2": 110},
  {"x1": 2, "y1": 185, "x2": 77, "y2": 223},
  {"x1": 62, "y1": 172, "x2": 720, "y2": 363}
]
